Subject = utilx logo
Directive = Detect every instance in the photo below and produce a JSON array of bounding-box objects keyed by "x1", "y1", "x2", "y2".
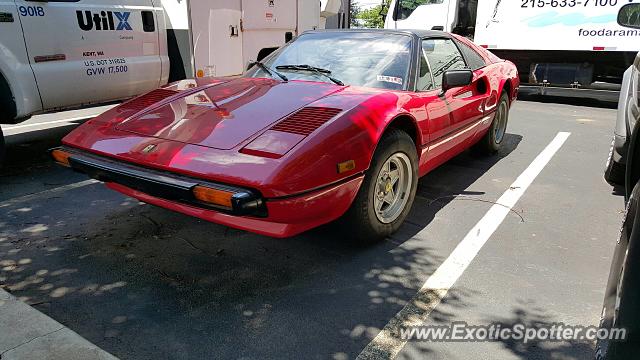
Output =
[{"x1": 76, "y1": 10, "x2": 132, "y2": 31}]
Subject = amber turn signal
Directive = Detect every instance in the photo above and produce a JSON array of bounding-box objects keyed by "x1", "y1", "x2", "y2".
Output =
[
  {"x1": 193, "y1": 185, "x2": 234, "y2": 208},
  {"x1": 337, "y1": 160, "x2": 355, "y2": 174},
  {"x1": 51, "y1": 149, "x2": 71, "y2": 167}
]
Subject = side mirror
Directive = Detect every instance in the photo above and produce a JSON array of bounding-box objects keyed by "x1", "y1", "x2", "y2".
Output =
[
  {"x1": 618, "y1": 3, "x2": 640, "y2": 29},
  {"x1": 440, "y1": 69, "x2": 473, "y2": 96}
]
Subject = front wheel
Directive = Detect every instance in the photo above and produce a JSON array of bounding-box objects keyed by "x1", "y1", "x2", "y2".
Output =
[
  {"x1": 340, "y1": 129, "x2": 418, "y2": 245},
  {"x1": 475, "y1": 91, "x2": 510, "y2": 154}
]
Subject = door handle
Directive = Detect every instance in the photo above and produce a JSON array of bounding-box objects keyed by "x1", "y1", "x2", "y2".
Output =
[{"x1": 230, "y1": 25, "x2": 239, "y2": 37}]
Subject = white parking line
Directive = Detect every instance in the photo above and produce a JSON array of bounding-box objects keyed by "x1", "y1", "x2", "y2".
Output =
[
  {"x1": 357, "y1": 132, "x2": 571, "y2": 360},
  {"x1": 3, "y1": 116, "x2": 93, "y2": 130},
  {"x1": 0, "y1": 180, "x2": 100, "y2": 208}
]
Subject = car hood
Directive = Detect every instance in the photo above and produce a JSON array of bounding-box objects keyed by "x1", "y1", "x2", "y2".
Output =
[{"x1": 115, "y1": 78, "x2": 345, "y2": 150}]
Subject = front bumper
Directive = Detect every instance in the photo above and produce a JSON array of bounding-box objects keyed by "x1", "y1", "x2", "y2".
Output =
[
  {"x1": 61, "y1": 148, "x2": 266, "y2": 216},
  {"x1": 55, "y1": 147, "x2": 364, "y2": 238}
]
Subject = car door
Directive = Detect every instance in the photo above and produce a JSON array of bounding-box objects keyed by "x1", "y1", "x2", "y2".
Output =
[
  {"x1": 14, "y1": 0, "x2": 163, "y2": 111},
  {"x1": 415, "y1": 41, "x2": 450, "y2": 145},
  {"x1": 422, "y1": 37, "x2": 488, "y2": 134}
]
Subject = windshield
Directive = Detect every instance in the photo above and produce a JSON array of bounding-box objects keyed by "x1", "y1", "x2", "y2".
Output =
[
  {"x1": 397, "y1": 0, "x2": 446, "y2": 21},
  {"x1": 245, "y1": 32, "x2": 413, "y2": 91}
]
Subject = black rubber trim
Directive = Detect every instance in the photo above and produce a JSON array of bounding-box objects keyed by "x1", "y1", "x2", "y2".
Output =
[{"x1": 56, "y1": 147, "x2": 267, "y2": 217}]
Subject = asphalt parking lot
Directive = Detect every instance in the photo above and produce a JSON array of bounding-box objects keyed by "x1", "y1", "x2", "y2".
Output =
[{"x1": 0, "y1": 99, "x2": 624, "y2": 359}]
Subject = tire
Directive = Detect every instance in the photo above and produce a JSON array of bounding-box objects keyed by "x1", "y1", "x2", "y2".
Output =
[
  {"x1": 0, "y1": 126, "x2": 4, "y2": 168},
  {"x1": 340, "y1": 129, "x2": 418, "y2": 245},
  {"x1": 605, "y1": 137, "x2": 626, "y2": 186},
  {"x1": 0, "y1": 73, "x2": 15, "y2": 168},
  {"x1": 596, "y1": 181, "x2": 640, "y2": 359},
  {"x1": 475, "y1": 91, "x2": 510, "y2": 154},
  {"x1": 0, "y1": 73, "x2": 16, "y2": 124}
]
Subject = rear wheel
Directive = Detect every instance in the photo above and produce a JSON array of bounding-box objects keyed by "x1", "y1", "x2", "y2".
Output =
[
  {"x1": 475, "y1": 91, "x2": 510, "y2": 154},
  {"x1": 341, "y1": 129, "x2": 418, "y2": 245}
]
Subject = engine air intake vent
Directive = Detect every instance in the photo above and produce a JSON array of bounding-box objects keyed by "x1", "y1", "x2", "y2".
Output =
[
  {"x1": 120, "y1": 88, "x2": 178, "y2": 114},
  {"x1": 270, "y1": 107, "x2": 342, "y2": 136}
]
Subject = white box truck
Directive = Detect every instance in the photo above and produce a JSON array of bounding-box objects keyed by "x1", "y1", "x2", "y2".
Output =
[
  {"x1": 188, "y1": 0, "x2": 341, "y2": 78},
  {"x1": 384, "y1": 0, "x2": 640, "y2": 101}
]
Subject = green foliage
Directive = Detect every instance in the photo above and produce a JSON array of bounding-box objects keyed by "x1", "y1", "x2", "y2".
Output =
[
  {"x1": 351, "y1": 1, "x2": 362, "y2": 27},
  {"x1": 354, "y1": 0, "x2": 390, "y2": 28}
]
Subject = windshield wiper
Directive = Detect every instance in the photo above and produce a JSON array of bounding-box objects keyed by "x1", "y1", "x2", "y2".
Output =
[
  {"x1": 275, "y1": 64, "x2": 345, "y2": 86},
  {"x1": 250, "y1": 61, "x2": 288, "y2": 82}
]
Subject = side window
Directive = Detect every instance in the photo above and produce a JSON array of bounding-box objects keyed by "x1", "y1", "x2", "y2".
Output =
[
  {"x1": 422, "y1": 38, "x2": 467, "y2": 88},
  {"x1": 396, "y1": 0, "x2": 445, "y2": 21},
  {"x1": 456, "y1": 40, "x2": 487, "y2": 70},
  {"x1": 417, "y1": 46, "x2": 434, "y2": 91}
]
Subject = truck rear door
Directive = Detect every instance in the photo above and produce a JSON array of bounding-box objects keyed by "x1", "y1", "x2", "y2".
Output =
[
  {"x1": 14, "y1": 0, "x2": 163, "y2": 111},
  {"x1": 189, "y1": 0, "x2": 243, "y2": 78}
]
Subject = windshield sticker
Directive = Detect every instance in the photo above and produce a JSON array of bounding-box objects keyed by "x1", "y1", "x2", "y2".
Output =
[{"x1": 377, "y1": 75, "x2": 403, "y2": 85}]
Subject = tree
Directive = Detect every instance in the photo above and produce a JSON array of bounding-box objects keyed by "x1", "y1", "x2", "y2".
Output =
[
  {"x1": 350, "y1": 1, "x2": 362, "y2": 27},
  {"x1": 356, "y1": 0, "x2": 390, "y2": 28}
]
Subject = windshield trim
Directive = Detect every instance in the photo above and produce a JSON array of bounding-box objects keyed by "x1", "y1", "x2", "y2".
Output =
[{"x1": 244, "y1": 31, "x2": 417, "y2": 92}]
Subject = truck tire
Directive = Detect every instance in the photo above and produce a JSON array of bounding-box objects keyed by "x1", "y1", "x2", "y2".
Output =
[
  {"x1": 596, "y1": 181, "x2": 640, "y2": 359},
  {"x1": 0, "y1": 73, "x2": 16, "y2": 124},
  {"x1": 340, "y1": 129, "x2": 418, "y2": 245}
]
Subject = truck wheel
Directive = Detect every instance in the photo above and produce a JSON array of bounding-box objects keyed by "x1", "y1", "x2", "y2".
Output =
[
  {"x1": 340, "y1": 129, "x2": 418, "y2": 245},
  {"x1": 0, "y1": 73, "x2": 16, "y2": 124},
  {"x1": 475, "y1": 91, "x2": 510, "y2": 154},
  {"x1": 596, "y1": 181, "x2": 640, "y2": 359},
  {"x1": 604, "y1": 138, "x2": 626, "y2": 186}
]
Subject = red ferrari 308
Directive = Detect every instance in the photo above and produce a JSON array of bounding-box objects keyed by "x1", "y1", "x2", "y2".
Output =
[{"x1": 53, "y1": 29, "x2": 519, "y2": 243}]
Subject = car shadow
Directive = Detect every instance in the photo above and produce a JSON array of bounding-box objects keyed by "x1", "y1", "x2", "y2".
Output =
[{"x1": 385, "y1": 132, "x2": 524, "y2": 243}]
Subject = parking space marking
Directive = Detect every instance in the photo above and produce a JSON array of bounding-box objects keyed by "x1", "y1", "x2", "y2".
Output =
[
  {"x1": 0, "y1": 180, "x2": 99, "y2": 208},
  {"x1": 357, "y1": 132, "x2": 571, "y2": 359}
]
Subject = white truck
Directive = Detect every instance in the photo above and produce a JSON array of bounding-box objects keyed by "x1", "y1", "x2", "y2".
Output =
[
  {"x1": 384, "y1": 0, "x2": 640, "y2": 102},
  {"x1": 188, "y1": 0, "x2": 339, "y2": 78},
  {"x1": 0, "y1": 0, "x2": 338, "y2": 164},
  {"x1": 0, "y1": 0, "x2": 173, "y2": 165}
]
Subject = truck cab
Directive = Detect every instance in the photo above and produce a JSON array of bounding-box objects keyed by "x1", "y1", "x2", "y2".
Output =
[{"x1": 384, "y1": 0, "x2": 477, "y2": 37}]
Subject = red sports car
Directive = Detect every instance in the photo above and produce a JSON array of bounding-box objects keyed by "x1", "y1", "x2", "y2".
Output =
[{"x1": 52, "y1": 30, "x2": 519, "y2": 243}]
